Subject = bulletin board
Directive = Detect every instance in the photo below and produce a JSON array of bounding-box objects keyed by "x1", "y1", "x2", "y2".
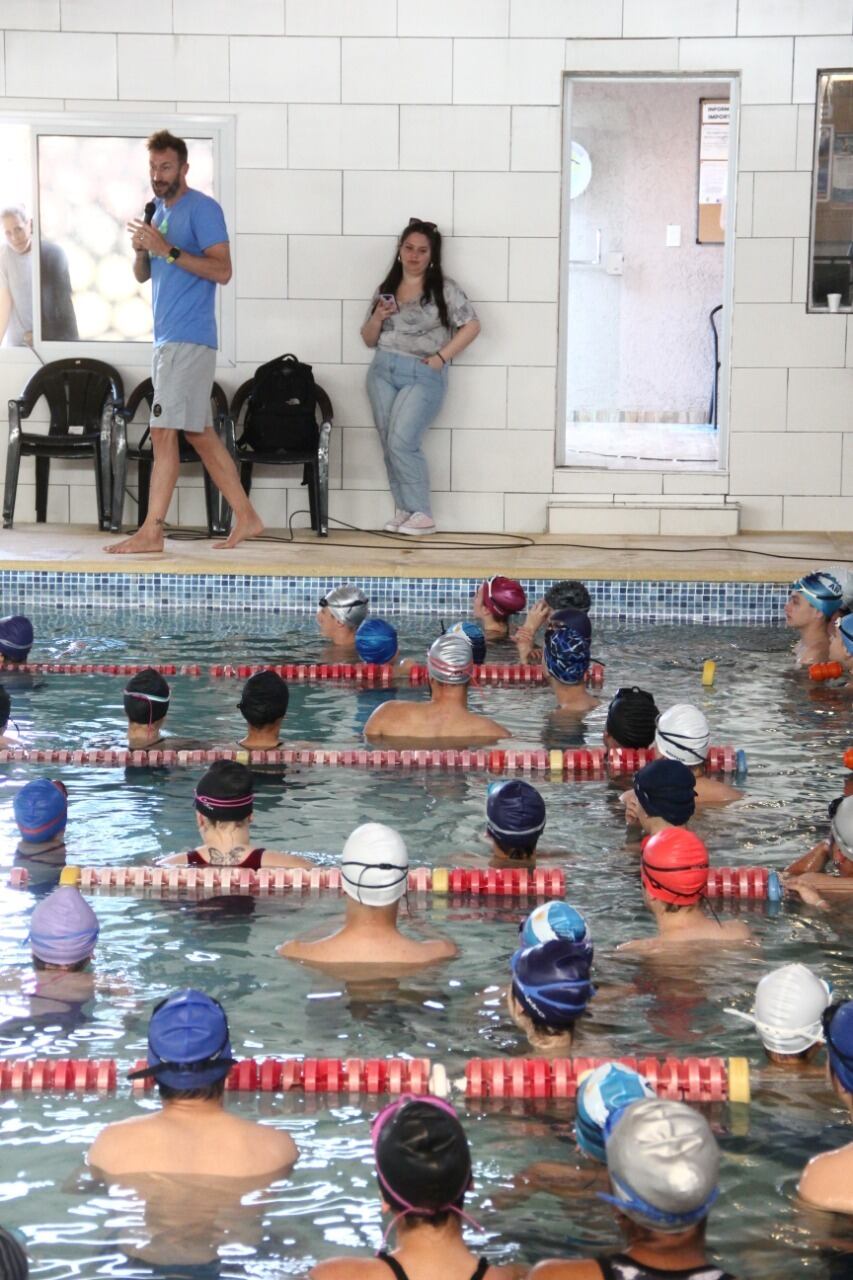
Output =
[{"x1": 697, "y1": 98, "x2": 729, "y2": 244}]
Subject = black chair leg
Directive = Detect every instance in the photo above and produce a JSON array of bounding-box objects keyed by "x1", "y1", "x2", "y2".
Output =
[
  {"x1": 204, "y1": 474, "x2": 225, "y2": 537},
  {"x1": 35, "y1": 457, "x2": 50, "y2": 523},
  {"x1": 306, "y1": 464, "x2": 318, "y2": 531},
  {"x1": 239, "y1": 461, "x2": 253, "y2": 496},
  {"x1": 2, "y1": 431, "x2": 22, "y2": 529},
  {"x1": 137, "y1": 458, "x2": 152, "y2": 527}
]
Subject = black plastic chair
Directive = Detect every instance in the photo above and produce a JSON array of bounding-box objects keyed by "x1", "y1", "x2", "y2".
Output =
[
  {"x1": 111, "y1": 379, "x2": 232, "y2": 536},
  {"x1": 3, "y1": 358, "x2": 123, "y2": 530},
  {"x1": 227, "y1": 379, "x2": 332, "y2": 536}
]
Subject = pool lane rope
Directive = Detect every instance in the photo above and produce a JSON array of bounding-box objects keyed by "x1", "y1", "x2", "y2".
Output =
[{"x1": 0, "y1": 1054, "x2": 750, "y2": 1104}]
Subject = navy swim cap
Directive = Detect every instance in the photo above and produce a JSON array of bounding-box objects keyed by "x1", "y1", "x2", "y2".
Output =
[
  {"x1": 606, "y1": 687, "x2": 659, "y2": 749},
  {"x1": 824, "y1": 1000, "x2": 853, "y2": 1093},
  {"x1": 129, "y1": 989, "x2": 236, "y2": 1090},
  {"x1": 633, "y1": 758, "x2": 696, "y2": 827},
  {"x1": 544, "y1": 611, "x2": 591, "y2": 685},
  {"x1": 446, "y1": 620, "x2": 486, "y2": 665},
  {"x1": 356, "y1": 618, "x2": 398, "y2": 665},
  {"x1": 486, "y1": 779, "x2": 546, "y2": 853},
  {"x1": 0, "y1": 614, "x2": 33, "y2": 662},
  {"x1": 511, "y1": 937, "x2": 595, "y2": 1030},
  {"x1": 14, "y1": 778, "x2": 67, "y2": 842},
  {"x1": 0, "y1": 683, "x2": 10, "y2": 729}
]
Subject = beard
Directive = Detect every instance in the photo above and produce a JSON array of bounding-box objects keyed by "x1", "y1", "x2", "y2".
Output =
[{"x1": 152, "y1": 177, "x2": 181, "y2": 200}]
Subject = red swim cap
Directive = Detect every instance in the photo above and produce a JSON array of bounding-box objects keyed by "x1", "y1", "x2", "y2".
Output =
[
  {"x1": 641, "y1": 828, "x2": 709, "y2": 906},
  {"x1": 480, "y1": 576, "x2": 526, "y2": 621}
]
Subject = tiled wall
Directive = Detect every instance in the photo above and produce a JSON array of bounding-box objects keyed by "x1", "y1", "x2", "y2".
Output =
[{"x1": 0, "y1": 0, "x2": 851, "y2": 534}]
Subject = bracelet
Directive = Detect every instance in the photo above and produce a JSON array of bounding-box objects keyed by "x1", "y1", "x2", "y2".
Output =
[{"x1": 437, "y1": 352, "x2": 446, "y2": 365}]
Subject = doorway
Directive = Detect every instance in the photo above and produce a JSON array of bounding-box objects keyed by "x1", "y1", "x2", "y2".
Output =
[{"x1": 558, "y1": 74, "x2": 738, "y2": 471}]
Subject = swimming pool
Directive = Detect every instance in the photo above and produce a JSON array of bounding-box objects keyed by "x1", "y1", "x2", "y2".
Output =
[{"x1": 1, "y1": 608, "x2": 852, "y2": 1278}]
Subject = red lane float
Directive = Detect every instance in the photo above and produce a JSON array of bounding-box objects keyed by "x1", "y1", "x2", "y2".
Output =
[
  {"x1": 606, "y1": 745, "x2": 739, "y2": 775},
  {"x1": 208, "y1": 661, "x2": 606, "y2": 688},
  {"x1": 809, "y1": 662, "x2": 845, "y2": 682},
  {"x1": 464, "y1": 1055, "x2": 743, "y2": 1103},
  {"x1": 0, "y1": 662, "x2": 199, "y2": 676},
  {"x1": 705, "y1": 867, "x2": 770, "y2": 899},
  {"x1": 845, "y1": 747, "x2": 853, "y2": 770}
]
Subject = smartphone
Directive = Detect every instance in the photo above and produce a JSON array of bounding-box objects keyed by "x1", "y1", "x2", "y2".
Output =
[{"x1": 379, "y1": 292, "x2": 398, "y2": 313}]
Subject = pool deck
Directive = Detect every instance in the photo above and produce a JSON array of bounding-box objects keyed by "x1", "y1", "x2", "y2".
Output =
[{"x1": 0, "y1": 524, "x2": 851, "y2": 581}]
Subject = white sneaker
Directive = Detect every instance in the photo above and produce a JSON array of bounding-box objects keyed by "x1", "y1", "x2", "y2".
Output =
[
  {"x1": 383, "y1": 509, "x2": 411, "y2": 532},
  {"x1": 397, "y1": 512, "x2": 437, "y2": 536}
]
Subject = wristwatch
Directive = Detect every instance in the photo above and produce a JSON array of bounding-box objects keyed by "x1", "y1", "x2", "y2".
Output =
[{"x1": 166, "y1": 246, "x2": 182, "y2": 264}]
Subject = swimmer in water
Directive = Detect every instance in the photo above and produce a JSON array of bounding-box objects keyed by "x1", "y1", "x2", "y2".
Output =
[
  {"x1": 507, "y1": 903, "x2": 595, "y2": 1054},
  {"x1": 123, "y1": 668, "x2": 172, "y2": 748},
  {"x1": 444, "y1": 619, "x2": 487, "y2": 665},
  {"x1": 14, "y1": 778, "x2": 68, "y2": 859},
  {"x1": 530, "y1": 1097, "x2": 735, "y2": 1280},
  {"x1": 236, "y1": 669, "x2": 290, "y2": 749},
  {"x1": 0, "y1": 1226, "x2": 28, "y2": 1279},
  {"x1": 514, "y1": 579, "x2": 591, "y2": 665},
  {"x1": 618, "y1": 827, "x2": 752, "y2": 954},
  {"x1": 0, "y1": 683, "x2": 13, "y2": 746},
  {"x1": 160, "y1": 761, "x2": 313, "y2": 869},
  {"x1": 726, "y1": 963, "x2": 830, "y2": 1070},
  {"x1": 828, "y1": 614, "x2": 853, "y2": 686},
  {"x1": 621, "y1": 758, "x2": 696, "y2": 834},
  {"x1": 317, "y1": 583, "x2": 369, "y2": 653},
  {"x1": 654, "y1": 704, "x2": 741, "y2": 804},
  {"x1": 784, "y1": 571, "x2": 843, "y2": 667},
  {"x1": 484, "y1": 779, "x2": 547, "y2": 866},
  {"x1": 0, "y1": 613, "x2": 33, "y2": 665},
  {"x1": 310, "y1": 1094, "x2": 525, "y2": 1280},
  {"x1": 798, "y1": 1000, "x2": 853, "y2": 1214},
  {"x1": 17, "y1": 886, "x2": 100, "y2": 1017},
  {"x1": 364, "y1": 634, "x2": 508, "y2": 745},
  {"x1": 88, "y1": 989, "x2": 298, "y2": 1177},
  {"x1": 472, "y1": 576, "x2": 526, "y2": 643},
  {"x1": 782, "y1": 795, "x2": 853, "y2": 900},
  {"x1": 603, "y1": 687, "x2": 659, "y2": 752},
  {"x1": 542, "y1": 610, "x2": 597, "y2": 715},
  {"x1": 356, "y1": 617, "x2": 415, "y2": 679},
  {"x1": 278, "y1": 822, "x2": 457, "y2": 971}
]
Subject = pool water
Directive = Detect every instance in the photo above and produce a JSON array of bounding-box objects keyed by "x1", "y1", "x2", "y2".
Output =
[{"x1": 1, "y1": 610, "x2": 852, "y2": 1278}]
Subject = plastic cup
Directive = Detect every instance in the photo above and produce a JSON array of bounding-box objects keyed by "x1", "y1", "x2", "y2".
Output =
[{"x1": 827, "y1": 293, "x2": 842, "y2": 313}]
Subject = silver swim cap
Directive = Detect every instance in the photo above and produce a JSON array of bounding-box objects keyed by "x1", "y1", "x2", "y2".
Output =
[
  {"x1": 831, "y1": 795, "x2": 853, "y2": 860},
  {"x1": 602, "y1": 1098, "x2": 719, "y2": 1233},
  {"x1": 341, "y1": 823, "x2": 409, "y2": 907},
  {"x1": 427, "y1": 633, "x2": 473, "y2": 685},
  {"x1": 321, "y1": 584, "x2": 369, "y2": 628},
  {"x1": 654, "y1": 704, "x2": 711, "y2": 767},
  {"x1": 727, "y1": 963, "x2": 830, "y2": 1055}
]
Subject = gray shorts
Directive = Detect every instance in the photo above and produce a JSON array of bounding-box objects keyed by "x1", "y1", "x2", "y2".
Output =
[{"x1": 150, "y1": 342, "x2": 216, "y2": 433}]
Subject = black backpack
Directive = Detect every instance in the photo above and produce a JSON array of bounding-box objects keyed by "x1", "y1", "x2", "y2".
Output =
[{"x1": 240, "y1": 353, "x2": 317, "y2": 454}]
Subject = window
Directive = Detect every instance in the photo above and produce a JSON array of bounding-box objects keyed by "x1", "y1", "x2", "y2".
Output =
[{"x1": 808, "y1": 71, "x2": 853, "y2": 313}]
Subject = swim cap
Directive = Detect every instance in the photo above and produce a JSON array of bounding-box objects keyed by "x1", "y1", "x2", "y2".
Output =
[
  {"x1": 123, "y1": 668, "x2": 170, "y2": 725},
  {"x1": 486, "y1": 779, "x2": 546, "y2": 853},
  {"x1": 427, "y1": 633, "x2": 473, "y2": 685},
  {"x1": 14, "y1": 778, "x2": 68, "y2": 842},
  {"x1": 356, "y1": 618, "x2": 398, "y2": 665},
  {"x1": 373, "y1": 1095, "x2": 472, "y2": 1222},
  {"x1": 576, "y1": 1063, "x2": 657, "y2": 1162},
  {"x1": 606, "y1": 687, "x2": 659, "y2": 749},
  {"x1": 238, "y1": 670, "x2": 289, "y2": 725},
  {"x1": 0, "y1": 614, "x2": 33, "y2": 661},
  {"x1": 792, "y1": 571, "x2": 843, "y2": 618},
  {"x1": 321, "y1": 583, "x2": 369, "y2": 627},
  {"x1": 0, "y1": 1226, "x2": 28, "y2": 1280},
  {"x1": 195, "y1": 760, "x2": 254, "y2": 824},
  {"x1": 633, "y1": 758, "x2": 696, "y2": 827},
  {"x1": 654, "y1": 704, "x2": 711, "y2": 767},
  {"x1": 341, "y1": 823, "x2": 409, "y2": 907},
  {"x1": 728, "y1": 964, "x2": 831, "y2": 1055},
  {"x1": 480, "y1": 576, "x2": 526, "y2": 621},
  {"x1": 602, "y1": 1098, "x2": 720, "y2": 1233},
  {"x1": 543, "y1": 612, "x2": 591, "y2": 686},
  {"x1": 824, "y1": 1000, "x2": 853, "y2": 1093},
  {"x1": 29, "y1": 886, "x2": 99, "y2": 965},
  {"x1": 548, "y1": 607, "x2": 592, "y2": 639},
  {"x1": 831, "y1": 795, "x2": 853, "y2": 859},
  {"x1": 446, "y1": 620, "x2": 486, "y2": 665},
  {"x1": 128, "y1": 989, "x2": 236, "y2": 1090},
  {"x1": 521, "y1": 900, "x2": 591, "y2": 954},
  {"x1": 544, "y1": 580, "x2": 591, "y2": 612},
  {"x1": 640, "y1": 827, "x2": 708, "y2": 905},
  {"x1": 0, "y1": 683, "x2": 8, "y2": 729},
  {"x1": 511, "y1": 937, "x2": 595, "y2": 1030},
  {"x1": 837, "y1": 615, "x2": 853, "y2": 657}
]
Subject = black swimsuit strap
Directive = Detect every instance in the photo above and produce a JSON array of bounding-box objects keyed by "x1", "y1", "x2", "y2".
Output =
[
  {"x1": 377, "y1": 1252, "x2": 409, "y2": 1280},
  {"x1": 470, "y1": 1260, "x2": 490, "y2": 1280}
]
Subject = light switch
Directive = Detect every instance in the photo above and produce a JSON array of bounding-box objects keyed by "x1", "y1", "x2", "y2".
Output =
[{"x1": 666, "y1": 223, "x2": 681, "y2": 247}]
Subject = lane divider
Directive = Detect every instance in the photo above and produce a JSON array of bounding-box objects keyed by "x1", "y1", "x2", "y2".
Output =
[{"x1": 810, "y1": 662, "x2": 845, "y2": 682}]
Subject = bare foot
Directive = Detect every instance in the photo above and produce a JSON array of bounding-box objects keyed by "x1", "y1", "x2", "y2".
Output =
[
  {"x1": 213, "y1": 510, "x2": 264, "y2": 550},
  {"x1": 104, "y1": 528, "x2": 166, "y2": 555}
]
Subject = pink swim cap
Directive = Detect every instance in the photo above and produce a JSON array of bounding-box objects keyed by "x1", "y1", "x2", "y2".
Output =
[{"x1": 480, "y1": 576, "x2": 526, "y2": 621}]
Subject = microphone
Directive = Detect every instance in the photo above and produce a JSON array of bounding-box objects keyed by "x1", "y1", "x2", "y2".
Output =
[{"x1": 143, "y1": 201, "x2": 156, "y2": 224}]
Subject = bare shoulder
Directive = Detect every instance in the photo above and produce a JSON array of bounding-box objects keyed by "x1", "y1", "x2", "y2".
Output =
[
  {"x1": 88, "y1": 1114, "x2": 152, "y2": 1172},
  {"x1": 241, "y1": 1116, "x2": 298, "y2": 1166},
  {"x1": 422, "y1": 935, "x2": 459, "y2": 961},
  {"x1": 799, "y1": 1145, "x2": 853, "y2": 1211},
  {"x1": 722, "y1": 919, "x2": 754, "y2": 941},
  {"x1": 158, "y1": 851, "x2": 187, "y2": 866},
  {"x1": 528, "y1": 1260, "x2": 602, "y2": 1279},
  {"x1": 364, "y1": 701, "x2": 402, "y2": 736},
  {"x1": 262, "y1": 849, "x2": 314, "y2": 869},
  {"x1": 616, "y1": 936, "x2": 654, "y2": 954},
  {"x1": 310, "y1": 1259, "x2": 381, "y2": 1279}
]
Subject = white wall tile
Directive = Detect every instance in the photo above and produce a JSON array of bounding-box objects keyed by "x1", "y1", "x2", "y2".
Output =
[
  {"x1": 442, "y1": 237, "x2": 509, "y2": 303},
  {"x1": 732, "y1": 494, "x2": 783, "y2": 529},
  {"x1": 793, "y1": 36, "x2": 853, "y2": 103},
  {"x1": 660, "y1": 507, "x2": 738, "y2": 535},
  {"x1": 507, "y1": 367, "x2": 556, "y2": 430},
  {"x1": 11, "y1": 483, "x2": 69, "y2": 524},
  {"x1": 234, "y1": 235, "x2": 287, "y2": 299},
  {"x1": 734, "y1": 238, "x2": 793, "y2": 302},
  {"x1": 452, "y1": 428, "x2": 554, "y2": 492},
  {"x1": 230, "y1": 37, "x2": 340, "y2": 103},
  {"x1": 342, "y1": 303, "x2": 375, "y2": 363},
  {"x1": 564, "y1": 37, "x2": 679, "y2": 71},
  {"x1": 287, "y1": 0, "x2": 396, "y2": 36},
  {"x1": 312, "y1": 363, "x2": 374, "y2": 427},
  {"x1": 174, "y1": 0, "x2": 284, "y2": 33},
  {"x1": 425, "y1": 490, "x2": 506, "y2": 532},
  {"x1": 783, "y1": 496, "x2": 851, "y2": 528},
  {"x1": 118, "y1": 35, "x2": 228, "y2": 99},
  {"x1": 552, "y1": 468, "x2": 662, "y2": 494},
  {"x1": 342, "y1": 39, "x2": 451, "y2": 103},
  {"x1": 290, "y1": 105, "x2": 398, "y2": 170},
  {"x1": 787, "y1": 369, "x2": 853, "y2": 432},
  {"x1": 4, "y1": 0, "x2": 58, "y2": 28},
  {"x1": 453, "y1": 39, "x2": 566, "y2": 105},
  {"x1": 728, "y1": 368, "x2": 788, "y2": 432},
  {"x1": 454, "y1": 173, "x2": 560, "y2": 237},
  {"x1": 66, "y1": 97, "x2": 174, "y2": 111},
  {"x1": 435, "y1": 365, "x2": 508, "y2": 430},
  {"x1": 844, "y1": 434, "x2": 853, "y2": 495},
  {"x1": 752, "y1": 171, "x2": 812, "y2": 236},
  {"x1": 327, "y1": 487, "x2": 395, "y2": 529},
  {"x1": 400, "y1": 107, "x2": 510, "y2": 171},
  {"x1": 738, "y1": 105, "x2": 798, "y2": 170},
  {"x1": 342, "y1": 172, "x2": 453, "y2": 235},
  {"x1": 504, "y1": 492, "x2": 548, "y2": 531},
  {"x1": 69, "y1": 484, "x2": 102, "y2": 526},
  {"x1": 733, "y1": 303, "x2": 847, "y2": 367},
  {"x1": 790, "y1": 238, "x2": 809, "y2": 304},
  {"x1": 678, "y1": 38, "x2": 792, "y2": 104},
  {"x1": 399, "y1": 0, "x2": 509, "y2": 37},
  {"x1": 288, "y1": 235, "x2": 390, "y2": 299},
  {"x1": 464, "y1": 302, "x2": 557, "y2": 366},
  {"x1": 739, "y1": 0, "x2": 853, "y2": 35},
  {"x1": 795, "y1": 104, "x2": 816, "y2": 169},
  {"x1": 6, "y1": 32, "x2": 117, "y2": 97},
  {"x1": 236, "y1": 300, "x2": 341, "y2": 364},
  {"x1": 511, "y1": 0, "x2": 621, "y2": 36},
  {"x1": 511, "y1": 107, "x2": 561, "y2": 171},
  {"x1": 623, "y1": 0, "x2": 736, "y2": 37},
  {"x1": 236, "y1": 106, "x2": 287, "y2": 168},
  {"x1": 548, "y1": 503, "x2": 661, "y2": 534},
  {"x1": 509, "y1": 238, "x2": 559, "y2": 302},
  {"x1": 736, "y1": 171, "x2": 754, "y2": 237},
  {"x1": 237, "y1": 170, "x2": 341, "y2": 234},
  {"x1": 62, "y1": 0, "x2": 171, "y2": 31},
  {"x1": 343, "y1": 425, "x2": 450, "y2": 491},
  {"x1": 662, "y1": 473, "x2": 730, "y2": 494},
  {"x1": 729, "y1": 430, "x2": 841, "y2": 493}
]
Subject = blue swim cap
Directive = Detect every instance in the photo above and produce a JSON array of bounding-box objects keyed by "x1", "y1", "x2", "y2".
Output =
[
  {"x1": 0, "y1": 614, "x2": 33, "y2": 662},
  {"x1": 838, "y1": 615, "x2": 853, "y2": 657},
  {"x1": 356, "y1": 618, "x2": 398, "y2": 665},
  {"x1": 576, "y1": 1063, "x2": 657, "y2": 1162},
  {"x1": 128, "y1": 989, "x2": 236, "y2": 1090},
  {"x1": 825, "y1": 1000, "x2": 853, "y2": 1093},
  {"x1": 487, "y1": 779, "x2": 546, "y2": 853},
  {"x1": 521, "y1": 900, "x2": 590, "y2": 953},
  {"x1": 543, "y1": 622, "x2": 591, "y2": 686},
  {"x1": 792, "y1": 572, "x2": 843, "y2": 618},
  {"x1": 511, "y1": 937, "x2": 595, "y2": 1030},
  {"x1": 14, "y1": 778, "x2": 68, "y2": 842},
  {"x1": 633, "y1": 758, "x2": 696, "y2": 827},
  {"x1": 446, "y1": 620, "x2": 486, "y2": 665}
]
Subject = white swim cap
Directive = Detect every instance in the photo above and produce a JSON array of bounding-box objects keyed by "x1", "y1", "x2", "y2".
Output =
[
  {"x1": 322, "y1": 584, "x2": 369, "y2": 628},
  {"x1": 654, "y1": 704, "x2": 711, "y2": 767},
  {"x1": 831, "y1": 795, "x2": 853, "y2": 860},
  {"x1": 743, "y1": 964, "x2": 831, "y2": 1055},
  {"x1": 341, "y1": 823, "x2": 409, "y2": 907}
]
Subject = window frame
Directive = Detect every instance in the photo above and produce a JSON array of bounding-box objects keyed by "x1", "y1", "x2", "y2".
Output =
[{"x1": 806, "y1": 68, "x2": 853, "y2": 315}]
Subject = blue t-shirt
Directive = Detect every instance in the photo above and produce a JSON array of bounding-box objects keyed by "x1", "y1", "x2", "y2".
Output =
[{"x1": 150, "y1": 189, "x2": 228, "y2": 349}]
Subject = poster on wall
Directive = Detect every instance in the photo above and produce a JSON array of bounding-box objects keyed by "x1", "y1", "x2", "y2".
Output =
[
  {"x1": 816, "y1": 124, "x2": 833, "y2": 201},
  {"x1": 831, "y1": 132, "x2": 853, "y2": 204},
  {"x1": 697, "y1": 99, "x2": 729, "y2": 244}
]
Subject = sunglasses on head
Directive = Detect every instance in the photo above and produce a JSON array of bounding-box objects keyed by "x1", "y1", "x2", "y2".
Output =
[
  {"x1": 319, "y1": 596, "x2": 359, "y2": 614},
  {"x1": 407, "y1": 217, "x2": 437, "y2": 232}
]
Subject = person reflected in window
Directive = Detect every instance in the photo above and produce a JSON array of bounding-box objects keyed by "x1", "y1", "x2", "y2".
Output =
[{"x1": 0, "y1": 204, "x2": 78, "y2": 346}]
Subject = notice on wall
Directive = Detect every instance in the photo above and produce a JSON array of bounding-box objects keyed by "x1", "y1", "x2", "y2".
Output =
[{"x1": 698, "y1": 99, "x2": 729, "y2": 243}]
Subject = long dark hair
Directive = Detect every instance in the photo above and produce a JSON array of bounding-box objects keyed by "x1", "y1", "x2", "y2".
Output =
[{"x1": 378, "y1": 219, "x2": 449, "y2": 329}]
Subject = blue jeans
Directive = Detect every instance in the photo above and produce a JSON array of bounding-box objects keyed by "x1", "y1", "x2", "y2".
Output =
[{"x1": 366, "y1": 348, "x2": 448, "y2": 517}]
